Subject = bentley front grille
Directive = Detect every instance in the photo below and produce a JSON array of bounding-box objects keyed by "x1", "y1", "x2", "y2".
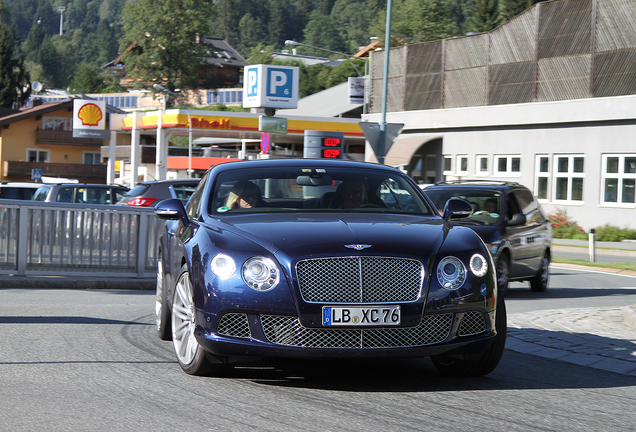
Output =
[
  {"x1": 260, "y1": 314, "x2": 453, "y2": 348},
  {"x1": 217, "y1": 313, "x2": 251, "y2": 339},
  {"x1": 457, "y1": 311, "x2": 487, "y2": 336},
  {"x1": 295, "y1": 256, "x2": 424, "y2": 303}
]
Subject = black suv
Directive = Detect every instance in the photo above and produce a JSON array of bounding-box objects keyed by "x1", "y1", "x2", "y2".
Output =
[{"x1": 424, "y1": 180, "x2": 552, "y2": 294}]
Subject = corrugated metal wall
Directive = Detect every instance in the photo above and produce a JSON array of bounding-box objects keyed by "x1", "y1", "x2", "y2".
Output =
[{"x1": 369, "y1": 0, "x2": 636, "y2": 112}]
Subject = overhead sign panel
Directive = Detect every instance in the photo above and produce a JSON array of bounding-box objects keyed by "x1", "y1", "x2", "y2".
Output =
[
  {"x1": 243, "y1": 64, "x2": 299, "y2": 109},
  {"x1": 259, "y1": 116, "x2": 288, "y2": 133},
  {"x1": 348, "y1": 77, "x2": 365, "y2": 104},
  {"x1": 72, "y1": 99, "x2": 110, "y2": 138}
]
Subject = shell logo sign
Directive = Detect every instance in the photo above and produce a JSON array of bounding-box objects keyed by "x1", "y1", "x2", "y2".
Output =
[
  {"x1": 78, "y1": 103, "x2": 103, "y2": 126},
  {"x1": 73, "y1": 99, "x2": 109, "y2": 138}
]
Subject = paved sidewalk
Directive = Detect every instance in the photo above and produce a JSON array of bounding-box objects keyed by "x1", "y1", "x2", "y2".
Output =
[{"x1": 507, "y1": 270, "x2": 636, "y2": 377}]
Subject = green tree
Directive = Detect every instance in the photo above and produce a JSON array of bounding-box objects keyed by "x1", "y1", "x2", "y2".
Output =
[
  {"x1": 0, "y1": 20, "x2": 30, "y2": 108},
  {"x1": 466, "y1": 0, "x2": 501, "y2": 33},
  {"x1": 247, "y1": 44, "x2": 276, "y2": 65},
  {"x1": 499, "y1": 0, "x2": 532, "y2": 22},
  {"x1": 69, "y1": 63, "x2": 105, "y2": 93},
  {"x1": 120, "y1": 0, "x2": 215, "y2": 95},
  {"x1": 269, "y1": 0, "x2": 292, "y2": 47},
  {"x1": 372, "y1": 0, "x2": 452, "y2": 46},
  {"x1": 445, "y1": 0, "x2": 477, "y2": 35},
  {"x1": 238, "y1": 13, "x2": 267, "y2": 55},
  {"x1": 331, "y1": 0, "x2": 384, "y2": 53},
  {"x1": 302, "y1": 11, "x2": 346, "y2": 54}
]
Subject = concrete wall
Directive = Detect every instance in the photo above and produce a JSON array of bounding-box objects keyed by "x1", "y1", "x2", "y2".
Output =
[{"x1": 364, "y1": 94, "x2": 636, "y2": 230}]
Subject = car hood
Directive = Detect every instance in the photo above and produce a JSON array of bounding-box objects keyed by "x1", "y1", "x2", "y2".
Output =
[{"x1": 211, "y1": 213, "x2": 448, "y2": 260}]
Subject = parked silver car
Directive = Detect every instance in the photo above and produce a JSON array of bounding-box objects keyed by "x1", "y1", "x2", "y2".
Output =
[{"x1": 31, "y1": 183, "x2": 129, "y2": 205}]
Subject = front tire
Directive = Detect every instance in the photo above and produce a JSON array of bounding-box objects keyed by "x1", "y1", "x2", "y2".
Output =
[
  {"x1": 530, "y1": 252, "x2": 550, "y2": 292},
  {"x1": 431, "y1": 293, "x2": 507, "y2": 377},
  {"x1": 171, "y1": 264, "x2": 232, "y2": 376},
  {"x1": 496, "y1": 254, "x2": 510, "y2": 296}
]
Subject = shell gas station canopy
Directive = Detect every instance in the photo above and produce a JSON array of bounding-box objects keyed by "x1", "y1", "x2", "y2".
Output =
[{"x1": 109, "y1": 109, "x2": 366, "y2": 181}]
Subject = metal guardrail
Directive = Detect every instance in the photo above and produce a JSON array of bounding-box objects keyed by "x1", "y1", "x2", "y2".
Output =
[{"x1": 0, "y1": 200, "x2": 160, "y2": 278}]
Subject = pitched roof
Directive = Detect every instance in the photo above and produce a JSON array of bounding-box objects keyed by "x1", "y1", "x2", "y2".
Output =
[
  {"x1": 0, "y1": 100, "x2": 72, "y2": 127},
  {"x1": 201, "y1": 37, "x2": 247, "y2": 68}
]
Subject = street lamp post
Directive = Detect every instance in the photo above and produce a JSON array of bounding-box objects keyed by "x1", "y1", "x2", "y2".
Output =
[{"x1": 378, "y1": 0, "x2": 394, "y2": 165}]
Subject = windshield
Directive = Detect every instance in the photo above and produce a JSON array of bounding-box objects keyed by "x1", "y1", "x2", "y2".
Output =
[
  {"x1": 424, "y1": 188, "x2": 502, "y2": 224},
  {"x1": 210, "y1": 167, "x2": 434, "y2": 215}
]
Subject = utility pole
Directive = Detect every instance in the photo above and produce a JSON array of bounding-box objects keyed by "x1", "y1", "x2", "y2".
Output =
[{"x1": 58, "y1": 6, "x2": 66, "y2": 36}]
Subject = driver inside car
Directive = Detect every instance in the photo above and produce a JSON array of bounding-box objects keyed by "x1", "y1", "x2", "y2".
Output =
[{"x1": 333, "y1": 178, "x2": 367, "y2": 208}]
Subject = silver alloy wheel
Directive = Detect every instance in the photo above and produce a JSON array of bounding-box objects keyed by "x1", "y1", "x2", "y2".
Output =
[
  {"x1": 172, "y1": 272, "x2": 198, "y2": 366},
  {"x1": 155, "y1": 259, "x2": 164, "y2": 331}
]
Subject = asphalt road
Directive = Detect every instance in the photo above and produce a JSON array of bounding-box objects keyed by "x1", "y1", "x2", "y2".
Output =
[{"x1": 1, "y1": 269, "x2": 636, "y2": 431}]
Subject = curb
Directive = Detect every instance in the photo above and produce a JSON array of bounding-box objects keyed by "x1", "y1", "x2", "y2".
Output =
[{"x1": 0, "y1": 275, "x2": 155, "y2": 290}]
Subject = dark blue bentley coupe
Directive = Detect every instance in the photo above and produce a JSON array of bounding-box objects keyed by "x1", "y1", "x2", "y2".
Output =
[{"x1": 154, "y1": 159, "x2": 506, "y2": 377}]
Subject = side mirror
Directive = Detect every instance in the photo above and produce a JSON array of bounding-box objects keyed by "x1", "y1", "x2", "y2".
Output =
[
  {"x1": 507, "y1": 213, "x2": 526, "y2": 226},
  {"x1": 443, "y1": 198, "x2": 473, "y2": 221},
  {"x1": 154, "y1": 198, "x2": 188, "y2": 223}
]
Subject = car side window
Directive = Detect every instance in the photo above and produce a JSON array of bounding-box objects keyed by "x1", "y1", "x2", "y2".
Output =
[
  {"x1": 57, "y1": 187, "x2": 75, "y2": 203},
  {"x1": 505, "y1": 193, "x2": 521, "y2": 220},
  {"x1": 32, "y1": 186, "x2": 50, "y2": 201}
]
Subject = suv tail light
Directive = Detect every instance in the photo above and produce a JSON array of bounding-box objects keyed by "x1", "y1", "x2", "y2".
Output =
[{"x1": 126, "y1": 197, "x2": 158, "y2": 207}]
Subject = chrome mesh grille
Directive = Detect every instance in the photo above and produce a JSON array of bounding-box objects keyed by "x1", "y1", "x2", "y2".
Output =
[
  {"x1": 260, "y1": 314, "x2": 453, "y2": 348},
  {"x1": 457, "y1": 311, "x2": 487, "y2": 336},
  {"x1": 217, "y1": 313, "x2": 251, "y2": 339},
  {"x1": 296, "y1": 257, "x2": 423, "y2": 303}
]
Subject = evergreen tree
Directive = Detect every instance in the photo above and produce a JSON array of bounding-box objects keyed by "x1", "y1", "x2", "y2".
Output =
[
  {"x1": 374, "y1": 0, "x2": 452, "y2": 46},
  {"x1": 331, "y1": 0, "x2": 384, "y2": 53},
  {"x1": 499, "y1": 0, "x2": 532, "y2": 22},
  {"x1": 69, "y1": 63, "x2": 105, "y2": 93},
  {"x1": 303, "y1": 10, "x2": 346, "y2": 54},
  {"x1": 0, "y1": 21, "x2": 30, "y2": 108},
  {"x1": 466, "y1": 0, "x2": 501, "y2": 33},
  {"x1": 269, "y1": 0, "x2": 292, "y2": 48},
  {"x1": 238, "y1": 13, "x2": 267, "y2": 55}
]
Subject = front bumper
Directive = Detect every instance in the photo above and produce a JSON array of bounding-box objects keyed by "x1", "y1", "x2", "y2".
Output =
[{"x1": 194, "y1": 308, "x2": 497, "y2": 359}]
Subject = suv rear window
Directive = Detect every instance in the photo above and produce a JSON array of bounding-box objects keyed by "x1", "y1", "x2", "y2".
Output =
[{"x1": 124, "y1": 184, "x2": 150, "y2": 197}]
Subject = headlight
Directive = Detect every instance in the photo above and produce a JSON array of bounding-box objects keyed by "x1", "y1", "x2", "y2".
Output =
[
  {"x1": 242, "y1": 257, "x2": 280, "y2": 291},
  {"x1": 470, "y1": 254, "x2": 488, "y2": 277},
  {"x1": 211, "y1": 253, "x2": 236, "y2": 279},
  {"x1": 437, "y1": 256, "x2": 466, "y2": 289}
]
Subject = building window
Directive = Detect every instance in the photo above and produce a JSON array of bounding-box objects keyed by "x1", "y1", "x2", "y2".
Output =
[
  {"x1": 494, "y1": 155, "x2": 521, "y2": 177},
  {"x1": 27, "y1": 149, "x2": 49, "y2": 163},
  {"x1": 83, "y1": 152, "x2": 102, "y2": 165},
  {"x1": 476, "y1": 155, "x2": 488, "y2": 176},
  {"x1": 457, "y1": 155, "x2": 468, "y2": 176},
  {"x1": 535, "y1": 155, "x2": 550, "y2": 201},
  {"x1": 42, "y1": 117, "x2": 66, "y2": 131},
  {"x1": 553, "y1": 155, "x2": 584, "y2": 203},
  {"x1": 443, "y1": 155, "x2": 452, "y2": 176},
  {"x1": 601, "y1": 154, "x2": 636, "y2": 206}
]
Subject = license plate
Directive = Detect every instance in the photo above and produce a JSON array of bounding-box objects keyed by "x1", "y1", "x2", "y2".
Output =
[{"x1": 322, "y1": 306, "x2": 401, "y2": 326}]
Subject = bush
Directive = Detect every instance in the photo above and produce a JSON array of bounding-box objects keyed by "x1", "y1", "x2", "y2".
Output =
[
  {"x1": 548, "y1": 208, "x2": 588, "y2": 240},
  {"x1": 594, "y1": 224, "x2": 636, "y2": 242}
]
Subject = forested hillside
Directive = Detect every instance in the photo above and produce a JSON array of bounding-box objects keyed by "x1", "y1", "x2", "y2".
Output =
[{"x1": 0, "y1": 0, "x2": 543, "y2": 104}]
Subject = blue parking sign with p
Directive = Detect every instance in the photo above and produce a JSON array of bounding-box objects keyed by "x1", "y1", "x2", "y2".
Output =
[
  {"x1": 243, "y1": 64, "x2": 298, "y2": 109},
  {"x1": 246, "y1": 66, "x2": 259, "y2": 97},
  {"x1": 266, "y1": 68, "x2": 293, "y2": 97}
]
